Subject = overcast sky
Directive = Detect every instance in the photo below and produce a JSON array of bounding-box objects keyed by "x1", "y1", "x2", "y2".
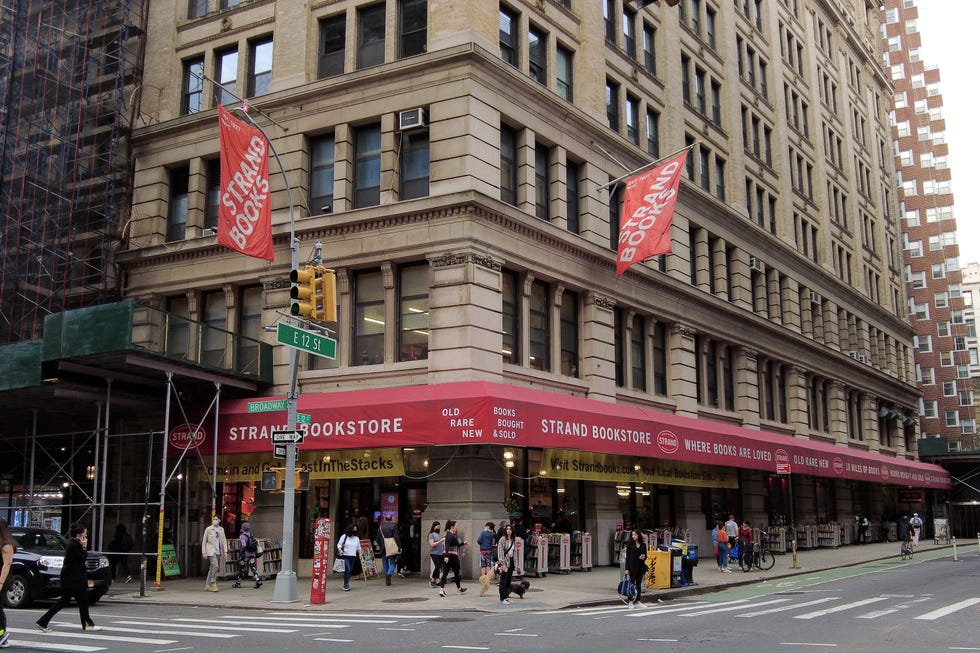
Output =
[{"x1": 911, "y1": 0, "x2": 980, "y2": 265}]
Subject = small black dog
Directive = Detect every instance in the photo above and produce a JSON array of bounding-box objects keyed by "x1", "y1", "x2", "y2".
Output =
[{"x1": 508, "y1": 580, "x2": 531, "y2": 598}]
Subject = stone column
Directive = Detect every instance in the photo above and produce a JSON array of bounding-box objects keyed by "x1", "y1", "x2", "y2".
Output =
[
  {"x1": 736, "y1": 347, "x2": 761, "y2": 428},
  {"x1": 670, "y1": 324, "x2": 699, "y2": 418},
  {"x1": 583, "y1": 292, "x2": 617, "y2": 402}
]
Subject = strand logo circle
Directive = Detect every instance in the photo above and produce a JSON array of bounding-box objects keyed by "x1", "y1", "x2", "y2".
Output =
[
  {"x1": 656, "y1": 430, "x2": 679, "y2": 454},
  {"x1": 168, "y1": 423, "x2": 207, "y2": 450}
]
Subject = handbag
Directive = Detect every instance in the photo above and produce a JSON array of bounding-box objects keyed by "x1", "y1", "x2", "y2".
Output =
[
  {"x1": 333, "y1": 557, "x2": 346, "y2": 574},
  {"x1": 255, "y1": 540, "x2": 265, "y2": 555},
  {"x1": 617, "y1": 577, "x2": 637, "y2": 601},
  {"x1": 383, "y1": 535, "x2": 400, "y2": 557}
]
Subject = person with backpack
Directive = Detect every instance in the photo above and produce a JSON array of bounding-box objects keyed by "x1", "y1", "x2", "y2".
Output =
[
  {"x1": 234, "y1": 521, "x2": 262, "y2": 589},
  {"x1": 909, "y1": 513, "x2": 923, "y2": 547}
]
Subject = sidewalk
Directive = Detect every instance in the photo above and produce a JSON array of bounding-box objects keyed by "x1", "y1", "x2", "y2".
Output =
[{"x1": 103, "y1": 539, "x2": 957, "y2": 613}]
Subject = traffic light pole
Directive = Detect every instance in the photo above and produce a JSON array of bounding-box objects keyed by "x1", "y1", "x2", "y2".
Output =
[{"x1": 228, "y1": 103, "x2": 300, "y2": 603}]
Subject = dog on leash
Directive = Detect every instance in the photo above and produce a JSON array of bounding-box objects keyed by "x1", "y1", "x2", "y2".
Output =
[
  {"x1": 507, "y1": 580, "x2": 531, "y2": 598},
  {"x1": 479, "y1": 568, "x2": 499, "y2": 597}
]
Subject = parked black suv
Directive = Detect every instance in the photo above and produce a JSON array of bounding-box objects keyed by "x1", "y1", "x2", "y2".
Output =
[{"x1": 3, "y1": 527, "x2": 112, "y2": 608}]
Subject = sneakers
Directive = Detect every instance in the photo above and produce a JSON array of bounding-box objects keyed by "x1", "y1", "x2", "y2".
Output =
[
  {"x1": 232, "y1": 582, "x2": 241, "y2": 588},
  {"x1": 397, "y1": 571, "x2": 405, "y2": 578},
  {"x1": 254, "y1": 581, "x2": 263, "y2": 589},
  {"x1": 429, "y1": 581, "x2": 439, "y2": 588},
  {"x1": 125, "y1": 575, "x2": 133, "y2": 583},
  {"x1": 458, "y1": 587, "x2": 467, "y2": 594},
  {"x1": 35, "y1": 623, "x2": 51, "y2": 633},
  {"x1": 722, "y1": 568, "x2": 732, "y2": 573},
  {"x1": 439, "y1": 588, "x2": 446, "y2": 597},
  {"x1": 0, "y1": 631, "x2": 9, "y2": 648},
  {"x1": 627, "y1": 602, "x2": 635, "y2": 609},
  {"x1": 342, "y1": 586, "x2": 351, "y2": 591},
  {"x1": 634, "y1": 602, "x2": 646, "y2": 609},
  {"x1": 501, "y1": 598, "x2": 511, "y2": 604},
  {"x1": 83, "y1": 625, "x2": 103, "y2": 632}
]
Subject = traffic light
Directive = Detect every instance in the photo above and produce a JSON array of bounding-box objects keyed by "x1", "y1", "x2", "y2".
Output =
[
  {"x1": 318, "y1": 268, "x2": 337, "y2": 323},
  {"x1": 290, "y1": 265, "x2": 319, "y2": 318}
]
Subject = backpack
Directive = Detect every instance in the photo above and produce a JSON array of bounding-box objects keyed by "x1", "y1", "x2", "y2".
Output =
[{"x1": 245, "y1": 533, "x2": 259, "y2": 552}]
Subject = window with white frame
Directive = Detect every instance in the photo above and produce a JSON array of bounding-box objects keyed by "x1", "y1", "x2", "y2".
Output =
[
  {"x1": 921, "y1": 399, "x2": 936, "y2": 418},
  {"x1": 934, "y1": 292, "x2": 948, "y2": 308},
  {"x1": 916, "y1": 335, "x2": 932, "y2": 353}
]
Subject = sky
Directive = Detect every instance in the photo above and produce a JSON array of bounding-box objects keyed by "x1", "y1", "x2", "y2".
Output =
[{"x1": 912, "y1": 0, "x2": 980, "y2": 265}]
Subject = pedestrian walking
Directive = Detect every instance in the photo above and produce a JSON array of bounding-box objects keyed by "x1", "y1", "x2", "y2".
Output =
[
  {"x1": 233, "y1": 521, "x2": 262, "y2": 589},
  {"x1": 376, "y1": 513, "x2": 401, "y2": 586},
  {"x1": 427, "y1": 521, "x2": 445, "y2": 588},
  {"x1": 623, "y1": 529, "x2": 647, "y2": 608},
  {"x1": 107, "y1": 523, "x2": 134, "y2": 583},
  {"x1": 496, "y1": 524, "x2": 516, "y2": 604},
  {"x1": 477, "y1": 522, "x2": 496, "y2": 596},
  {"x1": 36, "y1": 523, "x2": 102, "y2": 632},
  {"x1": 437, "y1": 519, "x2": 468, "y2": 596},
  {"x1": 715, "y1": 521, "x2": 732, "y2": 572},
  {"x1": 909, "y1": 513, "x2": 923, "y2": 547},
  {"x1": 200, "y1": 516, "x2": 228, "y2": 592},
  {"x1": 337, "y1": 523, "x2": 360, "y2": 591},
  {"x1": 0, "y1": 518, "x2": 16, "y2": 648}
]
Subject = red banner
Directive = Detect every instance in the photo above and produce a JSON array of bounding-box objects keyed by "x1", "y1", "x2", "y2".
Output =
[
  {"x1": 616, "y1": 151, "x2": 687, "y2": 277},
  {"x1": 217, "y1": 105, "x2": 274, "y2": 261},
  {"x1": 211, "y1": 381, "x2": 951, "y2": 490}
]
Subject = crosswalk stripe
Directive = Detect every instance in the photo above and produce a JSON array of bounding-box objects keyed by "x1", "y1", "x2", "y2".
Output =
[
  {"x1": 85, "y1": 626, "x2": 238, "y2": 638},
  {"x1": 626, "y1": 603, "x2": 731, "y2": 617},
  {"x1": 857, "y1": 608, "x2": 900, "y2": 619},
  {"x1": 681, "y1": 598, "x2": 790, "y2": 617},
  {"x1": 315, "y1": 638, "x2": 355, "y2": 643},
  {"x1": 211, "y1": 615, "x2": 399, "y2": 625},
  {"x1": 914, "y1": 598, "x2": 980, "y2": 621},
  {"x1": 736, "y1": 597, "x2": 838, "y2": 618},
  {"x1": 794, "y1": 597, "x2": 889, "y2": 619},
  {"x1": 25, "y1": 625, "x2": 176, "y2": 645},
  {"x1": 2, "y1": 638, "x2": 104, "y2": 652},
  {"x1": 110, "y1": 620, "x2": 296, "y2": 633},
  {"x1": 259, "y1": 612, "x2": 440, "y2": 619}
]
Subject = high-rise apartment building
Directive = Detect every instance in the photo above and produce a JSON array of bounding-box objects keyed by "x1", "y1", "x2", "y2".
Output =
[{"x1": 0, "y1": 1, "x2": 954, "y2": 568}]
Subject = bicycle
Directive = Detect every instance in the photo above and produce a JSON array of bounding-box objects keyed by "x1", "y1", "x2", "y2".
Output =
[
  {"x1": 740, "y1": 531, "x2": 776, "y2": 572},
  {"x1": 900, "y1": 535, "x2": 914, "y2": 560}
]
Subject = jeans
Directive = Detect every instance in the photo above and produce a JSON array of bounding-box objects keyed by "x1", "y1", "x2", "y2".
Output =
[
  {"x1": 381, "y1": 555, "x2": 397, "y2": 576},
  {"x1": 206, "y1": 555, "x2": 221, "y2": 586},
  {"x1": 342, "y1": 555, "x2": 356, "y2": 588},
  {"x1": 718, "y1": 541, "x2": 730, "y2": 569}
]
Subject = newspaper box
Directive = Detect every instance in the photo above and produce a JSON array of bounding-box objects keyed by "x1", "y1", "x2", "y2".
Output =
[{"x1": 648, "y1": 549, "x2": 672, "y2": 589}]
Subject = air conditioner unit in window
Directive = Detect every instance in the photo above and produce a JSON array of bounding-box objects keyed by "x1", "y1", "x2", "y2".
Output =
[
  {"x1": 749, "y1": 257, "x2": 765, "y2": 272},
  {"x1": 809, "y1": 290, "x2": 822, "y2": 304},
  {"x1": 857, "y1": 354, "x2": 870, "y2": 364},
  {"x1": 849, "y1": 351, "x2": 860, "y2": 360},
  {"x1": 397, "y1": 108, "x2": 426, "y2": 131}
]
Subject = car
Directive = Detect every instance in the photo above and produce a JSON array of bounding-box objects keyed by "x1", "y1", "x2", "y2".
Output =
[{"x1": 3, "y1": 527, "x2": 112, "y2": 609}]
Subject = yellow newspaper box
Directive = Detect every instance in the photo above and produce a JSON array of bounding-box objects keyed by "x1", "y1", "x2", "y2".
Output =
[{"x1": 648, "y1": 549, "x2": 672, "y2": 589}]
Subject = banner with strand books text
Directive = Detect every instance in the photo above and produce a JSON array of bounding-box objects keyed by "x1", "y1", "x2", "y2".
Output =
[
  {"x1": 217, "y1": 105, "x2": 274, "y2": 261},
  {"x1": 616, "y1": 151, "x2": 687, "y2": 277}
]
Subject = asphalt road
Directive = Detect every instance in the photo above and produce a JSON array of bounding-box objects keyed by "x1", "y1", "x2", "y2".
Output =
[{"x1": 2, "y1": 549, "x2": 976, "y2": 652}]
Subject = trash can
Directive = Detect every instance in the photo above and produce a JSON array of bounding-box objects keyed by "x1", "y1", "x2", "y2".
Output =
[{"x1": 648, "y1": 549, "x2": 672, "y2": 589}]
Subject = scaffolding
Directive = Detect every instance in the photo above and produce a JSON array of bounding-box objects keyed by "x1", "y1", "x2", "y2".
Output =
[{"x1": 0, "y1": 0, "x2": 147, "y2": 343}]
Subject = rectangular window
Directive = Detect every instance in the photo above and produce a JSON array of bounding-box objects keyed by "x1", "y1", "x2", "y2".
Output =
[
  {"x1": 182, "y1": 57, "x2": 204, "y2": 115},
  {"x1": 357, "y1": 3, "x2": 386, "y2": 69},
  {"x1": 653, "y1": 322, "x2": 667, "y2": 395},
  {"x1": 556, "y1": 45, "x2": 573, "y2": 101},
  {"x1": 398, "y1": 264, "x2": 429, "y2": 361},
  {"x1": 236, "y1": 286, "x2": 263, "y2": 375},
  {"x1": 560, "y1": 291, "x2": 579, "y2": 377},
  {"x1": 534, "y1": 145, "x2": 550, "y2": 220},
  {"x1": 310, "y1": 134, "x2": 336, "y2": 214},
  {"x1": 642, "y1": 24, "x2": 656, "y2": 74},
  {"x1": 398, "y1": 0, "x2": 427, "y2": 58},
  {"x1": 400, "y1": 130, "x2": 430, "y2": 200},
  {"x1": 318, "y1": 15, "x2": 346, "y2": 79},
  {"x1": 626, "y1": 94, "x2": 640, "y2": 145},
  {"x1": 606, "y1": 79, "x2": 620, "y2": 131},
  {"x1": 530, "y1": 280, "x2": 550, "y2": 371},
  {"x1": 623, "y1": 11, "x2": 636, "y2": 59},
  {"x1": 500, "y1": 125, "x2": 518, "y2": 206},
  {"x1": 202, "y1": 290, "x2": 228, "y2": 369},
  {"x1": 215, "y1": 48, "x2": 238, "y2": 106},
  {"x1": 529, "y1": 26, "x2": 546, "y2": 85},
  {"x1": 167, "y1": 166, "x2": 190, "y2": 242},
  {"x1": 499, "y1": 7, "x2": 518, "y2": 67},
  {"x1": 630, "y1": 315, "x2": 646, "y2": 391},
  {"x1": 354, "y1": 269, "x2": 385, "y2": 365},
  {"x1": 166, "y1": 295, "x2": 190, "y2": 360},
  {"x1": 646, "y1": 109, "x2": 659, "y2": 157},
  {"x1": 188, "y1": 0, "x2": 207, "y2": 19},
  {"x1": 604, "y1": 0, "x2": 616, "y2": 43},
  {"x1": 353, "y1": 124, "x2": 382, "y2": 208},
  {"x1": 609, "y1": 185, "x2": 622, "y2": 251},
  {"x1": 204, "y1": 159, "x2": 221, "y2": 230},
  {"x1": 566, "y1": 162, "x2": 580, "y2": 233},
  {"x1": 502, "y1": 270, "x2": 519, "y2": 365},
  {"x1": 248, "y1": 38, "x2": 273, "y2": 97}
]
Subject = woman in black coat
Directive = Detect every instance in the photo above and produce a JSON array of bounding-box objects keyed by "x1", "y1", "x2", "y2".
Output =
[
  {"x1": 623, "y1": 528, "x2": 647, "y2": 608},
  {"x1": 36, "y1": 523, "x2": 101, "y2": 632}
]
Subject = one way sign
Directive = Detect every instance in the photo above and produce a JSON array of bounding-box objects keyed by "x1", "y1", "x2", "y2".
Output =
[{"x1": 271, "y1": 430, "x2": 305, "y2": 444}]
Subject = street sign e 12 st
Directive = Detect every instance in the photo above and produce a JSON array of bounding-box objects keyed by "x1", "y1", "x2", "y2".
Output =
[{"x1": 277, "y1": 322, "x2": 336, "y2": 359}]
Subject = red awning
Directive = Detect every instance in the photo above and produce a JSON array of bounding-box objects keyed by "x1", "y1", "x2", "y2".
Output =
[{"x1": 210, "y1": 381, "x2": 950, "y2": 490}]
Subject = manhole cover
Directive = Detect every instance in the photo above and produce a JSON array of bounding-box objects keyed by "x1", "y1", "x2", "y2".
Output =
[{"x1": 381, "y1": 596, "x2": 430, "y2": 604}]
